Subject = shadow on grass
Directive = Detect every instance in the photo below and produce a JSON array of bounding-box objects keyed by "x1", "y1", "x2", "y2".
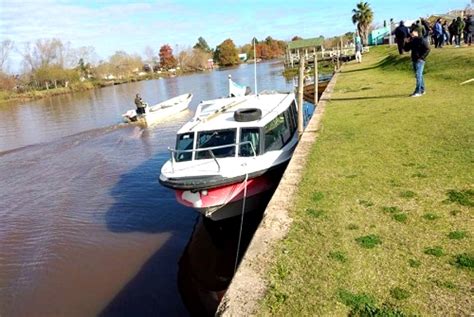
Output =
[
  {"x1": 331, "y1": 94, "x2": 408, "y2": 101},
  {"x1": 341, "y1": 65, "x2": 380, "y2": 73},
  {"x1": 342, "y1": 54, "x2": 412, "y2": 74}
]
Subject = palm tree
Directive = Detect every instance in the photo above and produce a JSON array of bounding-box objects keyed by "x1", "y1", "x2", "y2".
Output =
[{"x1": 352, "y1": 1, "x2": 374, "y2": 45}]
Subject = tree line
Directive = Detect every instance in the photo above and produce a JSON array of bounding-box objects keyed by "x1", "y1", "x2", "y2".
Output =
[{"x1": 0, "y1": 35, "x2": 292, "y2": 93}]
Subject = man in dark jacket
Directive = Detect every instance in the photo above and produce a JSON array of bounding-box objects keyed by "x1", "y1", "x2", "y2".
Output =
[
  {"x1": 466, "y1": 15, "x2": 473, "y2": 46},
  {"x1": 454, "y1": 17, "x2": 465, "y2": 47},
  {"x1": 393, "y1": 21, "x2": 410, "y2": 54},
  {"x1": 404, "y1": 30, "x2": 431, "y2": 97},
  {"x1": 420, "y1": 18, "x2": 431, "y2": 42},
  {"x1": 448, "y1": 19, "x2": 457, "y2": 45}
]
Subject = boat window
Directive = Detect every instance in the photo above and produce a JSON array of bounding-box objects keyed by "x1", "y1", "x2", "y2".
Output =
[
  {"x1": 175, "y1": 132, "x2": 194, "y2": 162},
  {"x1": 285, "y1": 104, "x2": 297, "y2": 135},
  {"x1": 196, "y1": 129, "x2": 236, "y2": 159},
  {"x1": 290, "y1": 101, "x2": 298, "y2": 130},
  {"x1": 264, "y1": 112, "x2": 291, "y2": 152},
  {"x1": 239, "y1": 128, "x2": 260, "y2": 157}
]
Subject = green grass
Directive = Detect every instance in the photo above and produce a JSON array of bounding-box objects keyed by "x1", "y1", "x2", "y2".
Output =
[
  {"x1": 424, "y1": 246, "x2": 445, "y2": 257},
  {"x1": 259, "y1": 45, "x2": 473, "y2": 316},
  {"x1": 390, "y1": 287, "x2": 411, "y2": 300},
  {"x1": 328, "y1": 251, "x2": 348, "y2": 263},
  {"x1": 422, "y1": 212, "x2": 440, "y2": 221},
  {"x1": 355, "y1": 234, "x2": 382, "y2": 248},
  {"x1": 450, "y1": 253, "x2": 474, "y2": 270},
  {"x1": 447, "y1": 230, "x2": 467, "y2": 240},
  {"x1": 392, "y1": 213, "x2": 408, "y2": 223}
]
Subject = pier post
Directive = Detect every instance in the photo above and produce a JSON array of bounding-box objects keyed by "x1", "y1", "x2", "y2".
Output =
[
  {"x1": 336, "y1": 43, "x2": 341, "y2": 71},
  {"x1": 297, "y1": 52, "x2": 305, "y2": 137},
  {"x1": 313, "y1": 47, "x2": 318, "y2": 105}
]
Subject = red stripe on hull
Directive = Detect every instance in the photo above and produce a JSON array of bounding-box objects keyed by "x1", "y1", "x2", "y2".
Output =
[{"x1": 175, "y1": 175, "x2": 273, "y2": 210}]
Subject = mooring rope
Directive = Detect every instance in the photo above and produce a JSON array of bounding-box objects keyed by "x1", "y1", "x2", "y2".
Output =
[{"x1": 234, "y1": 170, "x2": 249, "y2": 274}]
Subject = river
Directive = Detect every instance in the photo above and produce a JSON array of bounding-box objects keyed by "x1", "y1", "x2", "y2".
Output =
[{"x1": 0, "y1": 61, "x2": 295, "y2": 316}]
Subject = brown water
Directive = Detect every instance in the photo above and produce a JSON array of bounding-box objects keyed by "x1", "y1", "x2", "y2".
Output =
[{"x1": 0, "y1": 61, "x2": 293, "y2": 316}]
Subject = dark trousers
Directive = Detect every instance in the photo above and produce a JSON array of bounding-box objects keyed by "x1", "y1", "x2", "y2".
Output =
[
  {"x1": 396, "y1": 38, "x2": 405, "y2": 54},
  {"x1": 434, "y1": 34, "x2": 443, "y2": 48},
  {"x1": 136, "y1": 107, "x2": 146, "y2": 114}
]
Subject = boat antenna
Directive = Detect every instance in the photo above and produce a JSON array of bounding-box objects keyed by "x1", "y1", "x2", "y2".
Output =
[{"x1": 253, "y1": 37, "x2": 258, "y2": 95}]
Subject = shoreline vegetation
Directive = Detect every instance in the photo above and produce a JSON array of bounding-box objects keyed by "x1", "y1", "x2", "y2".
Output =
[
  {"x1": 259, "y1": 45, "x2": 473, "y2": 316},
  {"x1": 1, "y1": 57, "x2": 338, "y2": 104},
  {"x1": 0, "y1": 33, "x2": 355, "y2": 105},
  {"x1": 0, "y1": 69, "x2": 208, "y2": 104}
]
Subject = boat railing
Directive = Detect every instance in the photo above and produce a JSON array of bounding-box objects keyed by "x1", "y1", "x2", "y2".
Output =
[{"x1": 167, "y1": 141, "x2": 257, "y2": 173}]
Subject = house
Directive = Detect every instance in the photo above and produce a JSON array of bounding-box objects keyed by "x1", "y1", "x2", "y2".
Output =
[
  {"x1": 238, "y1": 53, "x2": 248, "y2": 62},
  {"x1": 368, "y1": 27, "x2": 390, "y2": 45}
]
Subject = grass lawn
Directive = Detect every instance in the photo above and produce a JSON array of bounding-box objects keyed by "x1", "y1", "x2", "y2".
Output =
[{"x1": 259, "y1": 45, "x2": 473, "y2": 316}]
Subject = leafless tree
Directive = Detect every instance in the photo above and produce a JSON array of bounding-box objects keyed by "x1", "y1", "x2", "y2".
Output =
[
  {"x1": 20, "y1": 38, "x2": 74, "y2": 71},
  {"x1": 0, "y1": 40, "x2": 14, "y2": 72},
  {"x1": 143, "y1": 46, "x2": 156, "y2": 63}
]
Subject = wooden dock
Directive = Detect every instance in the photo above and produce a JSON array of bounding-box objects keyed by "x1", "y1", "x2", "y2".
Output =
[
  {"x1": 285, "y1": 37, "x2": 369, "y2": 68},
  {"x1": 303, "y1": 79, "x2": 330, "y2": 103}
]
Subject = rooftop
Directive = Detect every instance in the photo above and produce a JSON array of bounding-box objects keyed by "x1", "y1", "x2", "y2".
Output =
[
  {"x1": 287, "y1": 38, "x2": 325, "y2": 50},
  {"x1": 178, "y1": 93, "x2": 294, "y2": 134}
]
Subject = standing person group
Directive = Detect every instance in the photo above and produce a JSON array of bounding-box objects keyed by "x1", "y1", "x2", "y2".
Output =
[{"x1": 406, "y1": 15, "x2": 473, "y2": 48}]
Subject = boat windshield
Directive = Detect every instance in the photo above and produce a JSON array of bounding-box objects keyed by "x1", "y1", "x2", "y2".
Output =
[
  {"x1": 175, "y1": 132, "x2": 194, "y2": 162},
  {"x1": 196, "y1": 129, "x2": 236, "y2": 159},
  {"x1": 240, "y1": 128, "x2": 260, "y2": 156}
]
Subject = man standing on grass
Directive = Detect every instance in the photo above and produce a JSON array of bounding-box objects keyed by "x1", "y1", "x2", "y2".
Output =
[
  {"x1": 404, "y1": 30, "x2": 430, "y2": 97},
  {"x1": 393, "y1": 21, "x2": 410, "y2": 54}
]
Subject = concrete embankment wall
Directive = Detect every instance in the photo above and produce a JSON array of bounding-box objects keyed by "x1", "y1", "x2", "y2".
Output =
[{"x1": 217, "y1": 74, "x2": 339, "y2": 316}]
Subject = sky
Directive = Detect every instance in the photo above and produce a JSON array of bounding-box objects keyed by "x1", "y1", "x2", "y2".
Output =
[{"x1": 0, "y1": 0, "x2": 471, "y2": 72}]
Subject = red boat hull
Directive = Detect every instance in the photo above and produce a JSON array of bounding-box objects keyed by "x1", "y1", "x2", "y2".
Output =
[{"x1": 175, "y1": 173, "x2": 276, "y2": 221}]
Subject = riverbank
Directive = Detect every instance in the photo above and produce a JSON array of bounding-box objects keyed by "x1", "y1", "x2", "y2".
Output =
[
  {"x1": 259, "y1": 46, "x2": 473, "y2": 315},
  {"x1": 219, "y1": 45, "x2": 473, "y2": 316},
  {"x1": 0, "y1": 72, "x2": 188, "y2": 104}
]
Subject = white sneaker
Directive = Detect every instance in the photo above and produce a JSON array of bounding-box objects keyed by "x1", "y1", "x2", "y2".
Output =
[{"x1": 410, "y1": 93, "x2": 422, "y2": 97}]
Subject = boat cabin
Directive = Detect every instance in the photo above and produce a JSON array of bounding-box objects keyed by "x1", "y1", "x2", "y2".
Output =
[{"x1": 173, "y1": 93, "x2": 298, "y2": 163}]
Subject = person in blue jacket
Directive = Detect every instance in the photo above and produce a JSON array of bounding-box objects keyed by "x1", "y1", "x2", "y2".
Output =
[{"x1": 433, "y1": 18, "x2": 444, "y2": 48}]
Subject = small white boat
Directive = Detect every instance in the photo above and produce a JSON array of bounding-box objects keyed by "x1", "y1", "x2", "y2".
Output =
[{"x1": 122, "y1": 93, "x2": 193, "y2": 124}]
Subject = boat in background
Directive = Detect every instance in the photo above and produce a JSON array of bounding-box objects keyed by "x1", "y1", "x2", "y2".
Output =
[
  {"x1": 122, "y1": 93, "x2": 193, "y2": 124},
  {"x1": 302, "y1": 73, "x2": 333, "y2": 103},
  {"x1": 159, "y1": 78, "x2": 299, "y2": 221}
]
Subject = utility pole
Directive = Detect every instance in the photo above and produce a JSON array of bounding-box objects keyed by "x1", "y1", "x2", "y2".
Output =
[{"x1": 297, "y1": 52, "x2": 305, "y2": 137}]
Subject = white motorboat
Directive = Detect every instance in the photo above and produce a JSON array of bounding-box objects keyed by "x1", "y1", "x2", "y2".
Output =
[
  {"x1": 159, "y1": 79, "x2": 299, "y2": 221},
  {"x1": 122, "y1": 93, "x2": 193, "y2": 124}
]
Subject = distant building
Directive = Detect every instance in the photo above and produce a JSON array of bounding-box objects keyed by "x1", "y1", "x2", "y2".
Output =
[
  {"x1": 238, "y1": 53, "x2": 248, "y2": 62},
  {"x1": 207, "y1": 58, "x2": 214, "y2": 69},
  {"x1": 368, "y1": 27, "x2": 390, "y2": 45}
]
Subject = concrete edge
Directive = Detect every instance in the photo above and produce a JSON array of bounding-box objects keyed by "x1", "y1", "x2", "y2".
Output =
[{"x1": 216, "y1": 73, "x2": 340, "y2": 316}]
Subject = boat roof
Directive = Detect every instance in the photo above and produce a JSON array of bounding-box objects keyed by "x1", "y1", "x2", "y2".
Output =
[{"x1": 177, "y1": 92, "x2": 295, "y2": 134}]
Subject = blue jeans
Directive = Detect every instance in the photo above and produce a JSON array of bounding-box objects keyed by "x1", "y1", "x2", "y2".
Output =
[{"x1": 412, "y1": 60, "x2": 425, "y2": 94}]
